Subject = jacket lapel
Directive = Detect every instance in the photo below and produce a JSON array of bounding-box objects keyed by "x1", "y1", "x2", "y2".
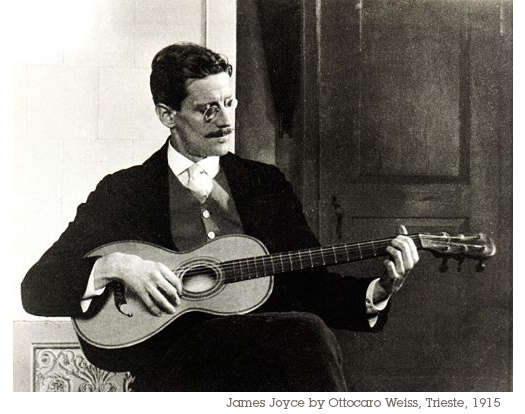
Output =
[
  {"x1": 220, "y1": 153, "x2": 261, "y2": 238},
  {"x1": 135, "y1": 141, "x2": 176, "y2": 249}
]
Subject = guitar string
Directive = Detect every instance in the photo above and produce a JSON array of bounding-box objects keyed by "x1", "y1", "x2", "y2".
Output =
[
  {"x1": 179, "y1": 236, "x2": 486, "y2": 279},
  {"x1": 182, "y1": 235, "x2": 486, "y2": 277},
  {"x1": 179, "y1": 236, "x2": 417, "y2": 278},
  {"x1": 179, "y1": 236, "x2": 487, "y2": 282}
]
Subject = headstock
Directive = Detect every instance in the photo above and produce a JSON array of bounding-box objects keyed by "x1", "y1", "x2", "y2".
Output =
[{"x1": 419, "y1": 232, "x2": 496, "y2": 272}]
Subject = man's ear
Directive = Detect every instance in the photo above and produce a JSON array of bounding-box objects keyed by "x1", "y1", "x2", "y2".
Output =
[{"x1": 155, "y1": 104, "x2": 177, "y2": 128}]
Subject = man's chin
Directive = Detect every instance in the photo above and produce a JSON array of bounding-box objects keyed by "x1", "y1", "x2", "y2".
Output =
[{"x1": 208, "y1": 140, "x2": 230, "y2": 156}]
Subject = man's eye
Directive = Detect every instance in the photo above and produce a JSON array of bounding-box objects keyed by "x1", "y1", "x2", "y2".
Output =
[
  {"x1": 224, "y1": 98, "x2": 237, "y2": 108},
  {"x1": 197, "y1": 105, "x2": 211, "y2": 114}
]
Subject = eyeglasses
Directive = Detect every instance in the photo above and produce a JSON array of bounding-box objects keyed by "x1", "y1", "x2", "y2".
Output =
[{"x1": 199, "y1": 97, "x2": 238, "y2": 123}]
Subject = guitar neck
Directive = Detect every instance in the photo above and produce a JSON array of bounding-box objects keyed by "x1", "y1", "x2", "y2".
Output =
[{"x1": 218, "y1": 234, "x2": 423, "y2": 283}]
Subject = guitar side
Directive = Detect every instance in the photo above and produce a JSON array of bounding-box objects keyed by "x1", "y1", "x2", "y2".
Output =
[{"x1": 73, "y1": 235, "x2": 273, "y2": 349}]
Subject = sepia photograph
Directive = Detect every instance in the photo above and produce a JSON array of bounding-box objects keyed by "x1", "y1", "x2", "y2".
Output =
[{"x1": 12, "y1": 0, "x2": 512, "y2": 397}]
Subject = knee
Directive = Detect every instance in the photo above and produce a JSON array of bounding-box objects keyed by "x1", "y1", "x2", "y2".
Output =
[
  {"x1": 282, "y1": 312, "x2": 338, "y2": 348},
  {"x1": 299, "y1": 312, "x2": 326, "y2": 328},
  {"x1": 275, "y1": 313, "x2": 344, "y2": 369},
  {"x1": 285, "y1": 312, "x2": 329, "y2": 332}
]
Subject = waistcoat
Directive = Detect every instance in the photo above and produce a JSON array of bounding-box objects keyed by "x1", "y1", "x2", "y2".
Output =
[{"x1": 168, "y1": 168, "x2": 245, "y2": 251}]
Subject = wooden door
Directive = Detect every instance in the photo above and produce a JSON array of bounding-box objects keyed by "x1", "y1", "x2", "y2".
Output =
[{"x1": 299, "y1": 0, "x2": 512, "y2": 391}]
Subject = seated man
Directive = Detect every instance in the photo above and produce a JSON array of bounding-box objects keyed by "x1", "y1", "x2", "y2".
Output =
[{"x1": 21, "y1": 43, "x2": 419, "y2": 391}]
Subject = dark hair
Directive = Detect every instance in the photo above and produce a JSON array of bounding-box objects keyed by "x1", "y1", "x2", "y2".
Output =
[{"x1": 150, "y1": 43, "x2": 233, "y2": 110}]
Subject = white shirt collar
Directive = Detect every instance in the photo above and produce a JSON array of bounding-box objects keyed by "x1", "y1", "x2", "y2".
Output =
[{"x1": 167, "y1": 141, "x2": 220, "y2": 178}]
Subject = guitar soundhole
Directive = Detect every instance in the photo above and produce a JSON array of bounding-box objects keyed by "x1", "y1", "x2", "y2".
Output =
[{"x1": 178, "y1": 258, "x2": 223, "y2": 299}]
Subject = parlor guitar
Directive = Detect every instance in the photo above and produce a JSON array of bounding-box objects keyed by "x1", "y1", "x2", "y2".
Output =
[{"x1": 73, "y1": 233, "x2": 496, "y2": 350}]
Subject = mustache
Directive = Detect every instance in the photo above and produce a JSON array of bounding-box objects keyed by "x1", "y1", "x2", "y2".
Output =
[{"x1": 205, "y1": 128, "x2": 234, "y2": 138}]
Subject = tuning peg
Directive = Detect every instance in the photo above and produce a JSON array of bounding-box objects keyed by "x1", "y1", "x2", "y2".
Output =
[
  {"x1": 439, "y1": 257, "x2": 449, "y2": 273},
  {"x1": 457, "y1": 256, "x2": 465, "y2": 272},
  {"x1": 476, "y1": 259, "x2": 486, "y2": 272}
]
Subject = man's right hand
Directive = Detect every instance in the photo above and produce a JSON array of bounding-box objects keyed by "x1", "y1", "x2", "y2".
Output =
[{"x1": 94, "y1": 252, "x2": 182, "y2": 316}]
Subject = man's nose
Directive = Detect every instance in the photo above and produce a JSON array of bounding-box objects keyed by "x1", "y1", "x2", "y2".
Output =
[{"x1": 215, "y1": 105, "x2": 233, "y2": 127}]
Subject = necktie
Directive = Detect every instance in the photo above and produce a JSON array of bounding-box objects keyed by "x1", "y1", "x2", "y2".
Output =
[{"x1": 185, "y1": 163, "x2": 213, "y2": 203}]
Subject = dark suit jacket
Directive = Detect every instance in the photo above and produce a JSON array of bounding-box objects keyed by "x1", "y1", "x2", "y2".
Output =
[{"x1": 21, "y1": 142, "x2": 387, "y2": 371}]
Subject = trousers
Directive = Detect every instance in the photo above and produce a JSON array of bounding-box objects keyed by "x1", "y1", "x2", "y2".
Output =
[{"x1": 131, "y1": 311, "x2": 348, "y2": 392}]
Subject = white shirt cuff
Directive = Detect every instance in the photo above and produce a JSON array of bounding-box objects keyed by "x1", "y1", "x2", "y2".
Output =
[
  {"x1": 365, "y1": 278, "x2": 391, "y2": 327},
  {"x1": 80, "y1": 258, "x2": 107, "y2": 313}
]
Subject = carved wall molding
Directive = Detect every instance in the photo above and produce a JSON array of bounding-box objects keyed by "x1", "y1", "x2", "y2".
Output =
[{"x1": 32, "y1": 344, "x2": 134, "y2": 392}]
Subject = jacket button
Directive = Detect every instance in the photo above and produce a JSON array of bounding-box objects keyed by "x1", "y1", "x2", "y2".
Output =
[
  {"x1": 207, "y1": 231, "x2": 216, "y2": 239},
  {"x1": 202, "y1": 210, "x2": 210, "y2": 218}
]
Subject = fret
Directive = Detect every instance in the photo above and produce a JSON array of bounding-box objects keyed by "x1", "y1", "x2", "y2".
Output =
[
  {"x1": 248, "y1": 258, "x2": 254, "y2": 278},
  {"x1": 320, "y1": 248, "x2": 326, "y2": 265},
  {"x1": 371, "y1": 241, "x2": 377, "y2": 256},
  {"x1": 238, "y1": 259, "x2": 244, "y2": 281},
  {"x1": 279, "y1": 253, "x2": 284, "y2": 272},
  {"x1": 344, "y1": 244, "x2": 350, "y2": 261},
  {"x1": 253, "y1": 256, "x2": 258, "y2": 278},
  {"x1": 288, "y1": 253, "x2": 293, "y2": 271},
  {"x1": 232, "y1": 260, "x2": 239, "y2": 281},
  {"x1": 331, "y1": 247, "x2": 338, "y2": 264},
  {"x1": 244, "y1": 258, "x2": 250, "y2": 279},
  {"x1": 244, "y1": 258, "x2": 252, "y2": 280},
  {"x1": 261, "y1": 256, "x2": 268, "y2": 276},
  {"x1": 239, "y1": 259, "x2": 244, "y2": 281},
  {"x1": 308, "y1": 248, "x2": 314, "y2": 267},
  {"x1": 357, "y1": 243, "x2": 363, "y2": 259},
  {"x1": 298, "y1": 252, "x2": 303, "y2": 269},
  {"x1": 270, "y1": 255, "x2": 276, "y2": 274}
]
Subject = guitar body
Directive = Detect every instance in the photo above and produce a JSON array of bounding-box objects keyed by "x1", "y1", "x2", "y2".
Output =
[{"x1": 73, "y1": 235, "x2": 273, "y2": 349}]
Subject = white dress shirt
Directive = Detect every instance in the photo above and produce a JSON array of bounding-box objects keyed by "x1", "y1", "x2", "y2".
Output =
[{"x1": 166, "y1": 142, "x2": 220, "y2": 181}]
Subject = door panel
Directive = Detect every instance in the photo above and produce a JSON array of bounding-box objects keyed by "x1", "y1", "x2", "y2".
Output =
[
  {"x1": 312, "y1": 0, "x2": 511, "y2": 391},
  {"x1": 361, "y1": 9, "x2": 463, "y2": 178}
]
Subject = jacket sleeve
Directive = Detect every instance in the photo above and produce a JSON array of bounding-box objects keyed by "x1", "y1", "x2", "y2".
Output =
[
  {"x1": 21, "y1": 176, "x2": 124, "y2": 317},
  {"x1": 264, "y1": 165, "x2": 389, "y2": 332}
]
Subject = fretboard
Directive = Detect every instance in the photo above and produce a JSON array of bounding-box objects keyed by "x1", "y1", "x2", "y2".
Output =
[{"x1": 217, "y1": 235, "x2": 423, "y2": 284}]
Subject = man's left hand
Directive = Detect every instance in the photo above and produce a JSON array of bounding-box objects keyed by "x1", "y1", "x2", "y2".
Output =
[{"x1": 373, "y1": 224, "x2": 419, "y2": 303}]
